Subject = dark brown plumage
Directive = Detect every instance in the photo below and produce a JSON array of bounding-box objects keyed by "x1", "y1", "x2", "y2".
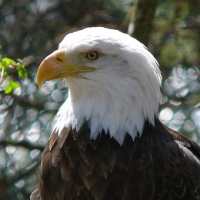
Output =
[{"x1": 30, "y1": 119, "x2": 200, "y2": 200}]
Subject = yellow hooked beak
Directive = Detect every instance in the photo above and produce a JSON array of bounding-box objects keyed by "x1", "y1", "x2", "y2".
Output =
[{"x1": 36, "y1": 50, "x2": 96, "y2": 87}]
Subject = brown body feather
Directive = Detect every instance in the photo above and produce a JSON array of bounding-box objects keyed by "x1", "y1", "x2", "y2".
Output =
[{"x1": 30, "y1": 119, "x2": 200, "y2": 200}]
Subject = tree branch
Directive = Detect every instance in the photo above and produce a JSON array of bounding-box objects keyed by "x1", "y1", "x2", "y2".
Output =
[
  {"x1": 0, "y1": 90, "x2": 45, "y2": 110},
  {"x1": 9, "y1": 160, "x2": 40, "y2": 184},
  {"x1": 0, "y1": 139, "x2": 44, "y2": 151},
  {"x1": 11, "y1": 93, "x2": 45, "y2": 110}
]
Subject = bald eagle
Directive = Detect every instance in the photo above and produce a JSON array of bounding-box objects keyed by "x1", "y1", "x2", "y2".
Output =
[{"x1": 31, "y1": 27, "x2": 200, "y2": 200}]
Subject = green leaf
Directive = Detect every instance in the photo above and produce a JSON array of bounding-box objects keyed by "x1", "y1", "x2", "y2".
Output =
[
  {"x1": 0, "y1": 57, "x2": 16, "y2": 68},
  {"x1": 0, "y1": 56, "x2": 28, "y2": 81},
  {"x1": 4, "y1": 80, "x2": 20, "y2": 94},
  {"x1": 17, "y1": 65, "x2": 28, "y2": 79}
]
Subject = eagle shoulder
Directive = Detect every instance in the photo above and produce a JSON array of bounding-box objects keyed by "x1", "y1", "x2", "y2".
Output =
[{"x1": 30, "y1": 121, "x2": 200, "y2": 200}]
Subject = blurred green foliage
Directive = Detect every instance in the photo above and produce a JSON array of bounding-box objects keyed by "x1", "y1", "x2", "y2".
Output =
[{"x1": 0, "y1": 57, "x2": 27, "y2": 94}]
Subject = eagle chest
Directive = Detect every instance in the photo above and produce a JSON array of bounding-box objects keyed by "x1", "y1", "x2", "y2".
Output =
[{"x1": 38, "y1": 125, "x2": 200, "y2": 200}]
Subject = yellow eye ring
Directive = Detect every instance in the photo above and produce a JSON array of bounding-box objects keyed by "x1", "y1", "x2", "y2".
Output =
[{"x1": 86, "y1": 51, "x2": 99, "y2": 61}]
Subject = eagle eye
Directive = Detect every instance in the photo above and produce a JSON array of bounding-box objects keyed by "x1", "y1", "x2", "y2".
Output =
[{"x1": 85, "y1": 51, "x2": 99, "y2": 61}]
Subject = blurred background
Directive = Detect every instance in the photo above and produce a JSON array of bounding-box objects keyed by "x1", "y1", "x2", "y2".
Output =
[{"x1": 0, "y1": 0, "x2": 199, "y2": 199}]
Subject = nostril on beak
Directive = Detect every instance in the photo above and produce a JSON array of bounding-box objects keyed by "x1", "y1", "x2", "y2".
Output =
[
  {"x1": 56, "y1": 56, "x2": 64, "y2": 62},
  {"x1": 56, "y1": 57, "x2": 63, "y2": 62}
]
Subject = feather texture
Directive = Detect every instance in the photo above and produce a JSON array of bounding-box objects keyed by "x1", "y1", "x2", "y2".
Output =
[
  {"x1": 53, "y1": 27, "x2": 162, "y2": 144},
  {"x1": 31, "y1": 120, "x2": 200, "y2": 200},
  {"x1": 32, "y1": 27, "x2": 200, "y2": 200}
]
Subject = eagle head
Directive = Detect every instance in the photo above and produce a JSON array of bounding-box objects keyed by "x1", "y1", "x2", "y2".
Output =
[{"x1": 36, "y1": 27, "x2": 162, "y2": 144}]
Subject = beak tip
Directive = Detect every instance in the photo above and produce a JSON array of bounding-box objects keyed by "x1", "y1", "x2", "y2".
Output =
[{"x1": 35, "y1": 76, "x2": 43, "y2": 88}]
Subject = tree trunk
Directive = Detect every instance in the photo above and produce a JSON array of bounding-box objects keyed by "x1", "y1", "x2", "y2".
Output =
[{"x1": 133, "y1": 0, "x2": 159, "y2": 45}]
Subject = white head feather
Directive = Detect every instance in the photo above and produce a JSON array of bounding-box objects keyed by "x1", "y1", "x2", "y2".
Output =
[{"x1": 53, "y1": 27, "x2": 162, "y2": 144}]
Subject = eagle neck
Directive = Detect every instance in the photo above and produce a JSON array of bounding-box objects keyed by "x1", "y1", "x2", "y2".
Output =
[{"x1": 53, "y1": 76, "x2": 160, "y2": 144}]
